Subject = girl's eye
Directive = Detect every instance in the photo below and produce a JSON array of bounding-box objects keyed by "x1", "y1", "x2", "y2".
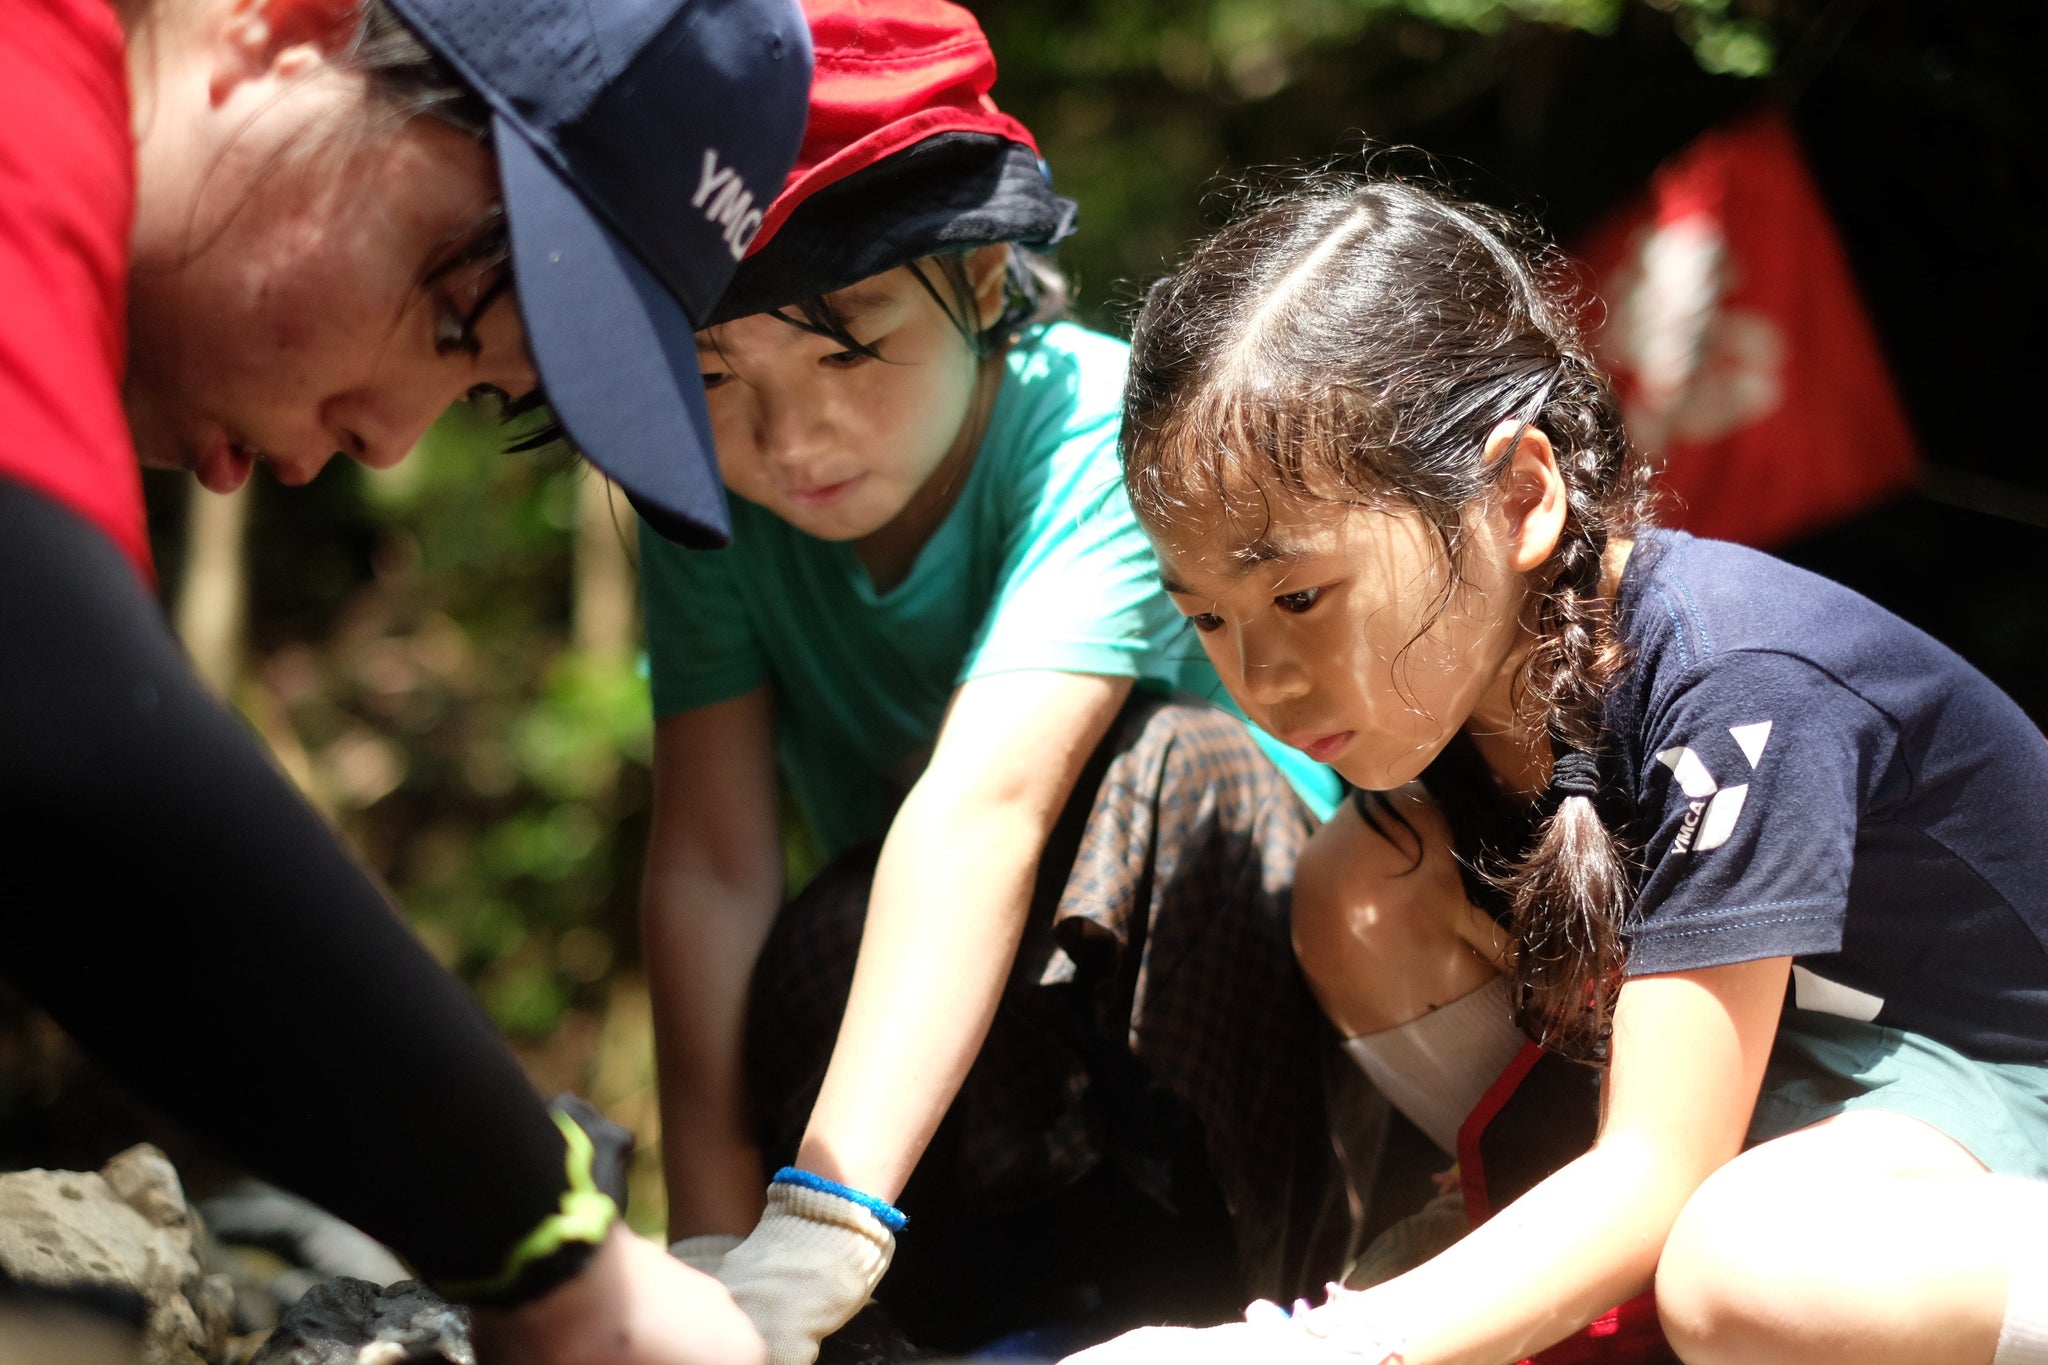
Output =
[
  {"x1": 821, "y1": 348, "x2": 871, "y2": 369},
  {"x1": 434, "y1": 298, "x2": 481, "y2": 359},
  {"x1": 1188, "y1": 612, "x2": 1225, "y2": 634},
  {"x1": 699, "y1": 369, "x2": 731, "y2": 391},
  {"x1": 1274, "y1": 587, "x2": 1323, "y2": 615}
]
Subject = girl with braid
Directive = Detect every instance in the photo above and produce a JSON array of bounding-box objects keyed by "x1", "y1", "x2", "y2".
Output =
[{"x1": 1065, "y1": 175, "x2": 2048, "y2": 1365}]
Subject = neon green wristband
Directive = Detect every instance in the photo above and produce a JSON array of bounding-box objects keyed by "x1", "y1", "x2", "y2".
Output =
[{"x1": 436, "y1": 1110, "x2": 620, "y2": 1306}]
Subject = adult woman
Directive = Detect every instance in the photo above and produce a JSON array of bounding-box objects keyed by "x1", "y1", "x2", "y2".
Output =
[{"x1": 1, "y1": 0, "x2": 808, "y2": 1359}]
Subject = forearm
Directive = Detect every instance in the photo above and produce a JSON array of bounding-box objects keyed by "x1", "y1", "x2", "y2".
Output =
[
  {"x1": 1325, "y1": 963, "x2": 1790, "y2": 1365},
  {"x1": 644, "y1": 868, "x2": 779, "y2": 1233},
  {"x1": 641, "y1": 697, "x2": 786, "y2": 1235},
  {"x1": 795, "y1": 783, "x2": 1043, "y2": 1202},
  {"x1": 1348, "y1": 1134, "x2": 1689, "y2": 1365},
  {"x1": 0, "y1": 479, "x2": 569, "y2": 1289}
]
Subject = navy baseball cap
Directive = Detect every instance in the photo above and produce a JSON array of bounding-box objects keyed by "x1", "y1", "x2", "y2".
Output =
[{"x1": 385, "y1": 0, "x2": 813, "y2": 547}]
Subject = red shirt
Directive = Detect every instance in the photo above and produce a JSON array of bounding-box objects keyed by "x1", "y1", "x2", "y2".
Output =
[{"x1": 0, "y1": 0, "x2": 151, "y2": 580}]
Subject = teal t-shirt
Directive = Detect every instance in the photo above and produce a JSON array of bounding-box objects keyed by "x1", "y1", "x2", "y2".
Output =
[{"x1": 639, "y1": 321, "x2": 1338, "y2": 857}]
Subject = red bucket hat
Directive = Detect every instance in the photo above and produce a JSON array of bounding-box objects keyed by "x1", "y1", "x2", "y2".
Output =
[{"x1": 707, "y1": 0, "x2": 1076, "y2": 324}]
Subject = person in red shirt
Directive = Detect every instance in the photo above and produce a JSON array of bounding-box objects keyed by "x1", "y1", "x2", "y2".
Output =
[{"x1": 0, "y1": 0, "x2": 810, "y2": 1361}]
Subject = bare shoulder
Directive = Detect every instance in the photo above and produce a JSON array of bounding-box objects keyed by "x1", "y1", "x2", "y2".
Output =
[
  {"x1": 1297, "y1": 784, "x2": 1458, "y2": 899},
  {"x1": 1293, "y1": 785, "x2": 1509, "y2": 975}
]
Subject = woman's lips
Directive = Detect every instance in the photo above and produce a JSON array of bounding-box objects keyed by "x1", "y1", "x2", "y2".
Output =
[
  {"x1": 196, "y1": 435, "x2": 258, "y2": 494},
  {"x1": 1295, "y1": 730, "x2": 1355, "y2": 764},
  {"x1": 788, "y1": 474, "x2": 863, "y2": 510}
]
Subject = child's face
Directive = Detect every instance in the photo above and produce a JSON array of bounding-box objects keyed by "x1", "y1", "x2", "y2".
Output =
[
  {"x1": 1152, "y1": 489, "x2": 1535, "y2": 793},
  {"x1": 693, "y1": 253, "x2": 1005, "y2": 545}
]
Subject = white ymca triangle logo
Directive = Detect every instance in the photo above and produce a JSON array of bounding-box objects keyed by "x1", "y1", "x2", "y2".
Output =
[{"x1": 1657, "y1": 720, "x2": 1772, "y2": 854}]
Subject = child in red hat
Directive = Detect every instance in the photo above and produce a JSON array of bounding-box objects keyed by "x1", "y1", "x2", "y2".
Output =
[{"x1": 635, "y1": 3, "x2": 1353, "y2": 1360}]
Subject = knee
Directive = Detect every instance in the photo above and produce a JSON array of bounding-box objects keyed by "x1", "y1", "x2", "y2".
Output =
[{"x1": 1656, "y1": 1165, "x2": 1814, "y2": 1365}]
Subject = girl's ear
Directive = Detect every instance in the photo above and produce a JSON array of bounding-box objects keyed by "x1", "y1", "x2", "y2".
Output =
[
  {"x1": 966, "y1": 244, "x2": 1014, "y2": 334},
  {"x1": 211, "y1": 0, "x2": 362, "y2": 103},
  {"x1": 1484, "y1": 418, "x2": 1568, "y2": 574}
]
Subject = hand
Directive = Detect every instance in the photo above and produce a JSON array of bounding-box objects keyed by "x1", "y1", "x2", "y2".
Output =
[
  {"x1": 1291, "y1": 1283, "x2": 1407, "y2": 1363},
  {"x1": 714, "y1": 1178, "x2": 896, "y2": 1365},
  {"x1": 1059, "y1": 1320, "x2": 1369, "y2": 1365},
  {"x1": 670, "y1": 1232, "x2": 743, "y2": 1274},
  {"x1": 470, "y1": 1224, "x2": 766, "y2": 1365}
]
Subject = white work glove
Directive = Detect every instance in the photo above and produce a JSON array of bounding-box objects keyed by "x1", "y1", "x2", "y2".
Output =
[
  {"x1": 713, "y1": 1172, "x2": 901, "y2": 1365},
  {"x1": 1059, "y1": 1319, "x2": 1362, "y2": 1364},
  {"x1": 1268, "y1": 1283, "x2": 1407, "y2": 1363},
  {"x1": 668, "y1": 1232, "x2": 743, "y2": 1275},
  {"x1": 1061, "y1": 1290, "x2": 1402, "y2": 1365}
]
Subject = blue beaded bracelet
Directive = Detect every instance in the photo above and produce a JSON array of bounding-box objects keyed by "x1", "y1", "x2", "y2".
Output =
[{"x1": 771, "y1": 1167, "x2": 909, "y2": 1233}]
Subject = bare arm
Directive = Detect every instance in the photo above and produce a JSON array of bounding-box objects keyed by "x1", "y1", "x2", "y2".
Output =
[
  {"x1": 794, "y1": 670, "x2": 1132, "y2": 1202},
  {"x1": 1316, "y1": 954, "x2": 1793, "y2": 1365},
  {"x1": 642, "y1": 688, "x2": 786, "y2": 1237}
]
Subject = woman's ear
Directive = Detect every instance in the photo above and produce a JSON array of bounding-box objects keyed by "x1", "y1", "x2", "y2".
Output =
[
  {"x1": 1484, "y1": 418, "x2": 1568, "y2": 574},
  {"x1": 211, "y1": 0, "x2": 363, "y2": 102},
  {"x1": 966, "y1": 244, "x2": 1014, "y2": 333}
]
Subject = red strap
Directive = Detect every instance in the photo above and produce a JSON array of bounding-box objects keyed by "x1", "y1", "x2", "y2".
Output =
[
  {"x1": 1456, "y1": 1044, "x2": 1679, "y2": 1365},
  {"x1": 1455, "y1": 1040, "x2": 1546, "y2": 1224}
]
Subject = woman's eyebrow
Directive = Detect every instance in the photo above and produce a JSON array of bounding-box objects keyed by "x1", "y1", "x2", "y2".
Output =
[{"x1": 419, "y1": 208, "x2": 510, "y2": 288}]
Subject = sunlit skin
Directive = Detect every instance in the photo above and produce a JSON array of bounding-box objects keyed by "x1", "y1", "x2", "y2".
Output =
[
  {"x1": 124, "y1": 0, "x2": 538, "y2": 494},
  {"x1": 693, "y1": 247, "x2": 1008, "y2": 586},
  {"x1": 1152, "y1": 487, "x2": 1533, "y2": 800}
]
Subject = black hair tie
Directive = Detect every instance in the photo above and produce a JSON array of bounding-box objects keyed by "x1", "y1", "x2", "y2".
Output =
[{"x1": 1550, "y1": 750, "x2": 1603, "y2": 801}]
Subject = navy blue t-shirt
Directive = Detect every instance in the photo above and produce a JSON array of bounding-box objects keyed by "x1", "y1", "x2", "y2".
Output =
[{"x1": 1606, "y1": 530, "x2": 2048, "y2": 1062}]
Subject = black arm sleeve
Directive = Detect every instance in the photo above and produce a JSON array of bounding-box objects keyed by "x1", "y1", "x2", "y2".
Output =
[{"x1": 0, "y1": 477, "x2": 572, "y2": 1288}]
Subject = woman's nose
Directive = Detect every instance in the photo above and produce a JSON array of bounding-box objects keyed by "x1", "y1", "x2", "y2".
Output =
[
  {"x1": 326, "y1": 348, "x2": 539, "y2": 473},
  {"x1": 320, "y1": 390, "x2": 444, "y2": 474}
]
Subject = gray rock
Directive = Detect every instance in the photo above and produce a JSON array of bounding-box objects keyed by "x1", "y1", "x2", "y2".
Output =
[
  {"x1": 0, "y1": 1144, "x2": 233, "y2": 1365},
  {"x1": 244, "y1": 1278, "x2": 470, "y2": 1365},
  {"x1": 200, "y1": 1184, "x2": 406, "y2": 1290},
  {"x1": 200, "y1": 1182, "x2": 407, "y2": 1335}
]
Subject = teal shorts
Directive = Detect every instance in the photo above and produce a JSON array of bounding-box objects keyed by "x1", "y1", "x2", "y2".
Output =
[{"x1": 1746, "y1": 1007, "x2": 2048, "y2": 1179}]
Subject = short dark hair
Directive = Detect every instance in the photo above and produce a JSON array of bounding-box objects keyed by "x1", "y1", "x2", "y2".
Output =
[
  {"x1": 349, "y1": 0, "x2": 490, "y2": 139},
  {"x1": 760, "y1": 246, "x2": 1068, "y2": 365}
]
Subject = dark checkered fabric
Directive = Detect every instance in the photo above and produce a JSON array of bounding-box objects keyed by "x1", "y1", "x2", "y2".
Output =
[{"x1": 742, "y1": 694, "x2": 1355, "y2": 1304}]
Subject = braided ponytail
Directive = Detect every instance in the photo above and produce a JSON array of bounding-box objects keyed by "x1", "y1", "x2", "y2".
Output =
[
  {"x1": 1495, "y1": 337, "x2": 1648, "y2": 1060},
  {"x1": 1496, "y1": 494, "x2": 1632, "y2": 1056}
]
